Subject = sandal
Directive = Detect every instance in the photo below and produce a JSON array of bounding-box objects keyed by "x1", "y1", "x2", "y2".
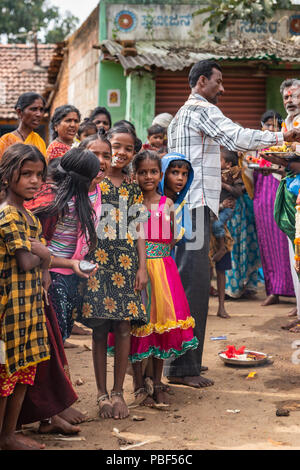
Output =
[
  {"x1": 97, "y1": 393, "x2": 113, "y2": 419},
  {"x1": 128, "y1": 387, "x2": 150, "y2": 408}
]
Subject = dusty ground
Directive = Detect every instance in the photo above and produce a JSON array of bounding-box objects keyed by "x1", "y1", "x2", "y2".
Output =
[{"x1": 22, "y1": 285, "x2": 300, "y2": 451}]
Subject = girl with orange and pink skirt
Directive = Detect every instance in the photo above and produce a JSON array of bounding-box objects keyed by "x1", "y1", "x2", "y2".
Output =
[{"x1": 128, "y1": 150, "x2": 198, "y2": 406}]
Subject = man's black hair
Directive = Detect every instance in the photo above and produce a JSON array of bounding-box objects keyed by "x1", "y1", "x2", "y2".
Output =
[{"x1": 188, "y1": 60, "x2": 222, "y2": 88}]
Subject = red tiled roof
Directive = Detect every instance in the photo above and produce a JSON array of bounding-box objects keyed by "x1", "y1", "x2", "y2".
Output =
[{"x1": 0, "y1": 43, "x2": 56, "y2": 119}]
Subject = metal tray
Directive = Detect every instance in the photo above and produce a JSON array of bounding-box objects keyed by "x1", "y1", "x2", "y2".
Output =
[
  {"x1": 262, "y1": 152, "x2": 300, "y2": 160},
  {"x1": 218, "y1": 349, "x2": 269, "y2": 366}
]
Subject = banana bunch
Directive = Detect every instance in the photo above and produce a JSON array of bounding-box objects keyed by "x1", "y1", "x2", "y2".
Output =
[{"x1": 267, "y1": 142, "x2": 293, "y2": 152}]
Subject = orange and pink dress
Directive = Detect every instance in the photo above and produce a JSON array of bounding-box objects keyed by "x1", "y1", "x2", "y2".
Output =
[{"x1": 129, "y1": 196, "x2": 198, "y2": 362}]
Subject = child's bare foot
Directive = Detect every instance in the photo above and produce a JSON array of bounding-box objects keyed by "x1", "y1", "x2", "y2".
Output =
[
  {"x1": 111, "y1": 391, "x2": 129, "y2": 419},
  {"x1": 97, "y1": 393, "x2": 113, "y2": 419},
  {"x1": 153, "y1": 384, "x2": 171, "y2": 405},
  {"x1": 0, "y1": 433, "x2": 44, "y2": 450},
  {"x1": 59, "y1": 406, "x2": 88, "y2": 424},
  {"x1": 15, "y1": 433, "x2": 46, "y2": 449},
  {"x1": 217, "y1": 308, "x2": 231, "y2": 318},
  {"x1": 38, "y1": 415, "x2": 81, "y2": 435}
]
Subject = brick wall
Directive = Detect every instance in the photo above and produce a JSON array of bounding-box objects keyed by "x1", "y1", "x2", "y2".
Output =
[
  {"x1": 68, "y1": 5, "x2": 100, "y2": 119},
  {"x1": 50, "y1": 5, "x2": 100, "y2": 121},
  {"x1": 50, "y1": 54, "x2": 69, "y2": 113}
]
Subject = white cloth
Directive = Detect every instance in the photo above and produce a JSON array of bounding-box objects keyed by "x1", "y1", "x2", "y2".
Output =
[
  {"x1": 168, "y1": 93, "x2": 284, "y2": 216},
  {"x1": 285, "y1": 112, "x2": 300, "y2": 316},
  {"x1": 288, "y1": 239, "x2": 300, "y2": 318}
]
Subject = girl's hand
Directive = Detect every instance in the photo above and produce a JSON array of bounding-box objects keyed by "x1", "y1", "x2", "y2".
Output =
[
  {"x1": 70, "y1": 259, "x2": 98, "y2": 279},
  {"x1": 42, "y1": 269, "x2": 52, "y2": 292},
  {"x1": 134, "y1": 267, "x2": 148, "y2": 291},
  {"x1": 29, "y1": 238, "x2": 51, "y2": 261}
]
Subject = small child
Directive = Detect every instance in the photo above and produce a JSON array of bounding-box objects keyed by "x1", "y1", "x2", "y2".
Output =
[
  {"x1": 77, "y1": 119, "x2": 97, "y2": 142},
  {"x1": 36, "y1": 148, "x2": 102, "y2": 347},
  {"x1": 143, "y1": 124, "x2": 166, "y2": 152},
  {"x1": 211, "y1": 148, "x2": 243, "y2": 319},
  {"x1": 212, "y1": 147, "x2": 243, "y2": 263},
  {"x1": 159, "y1": 152, "x2": 194, "y2": 248},
  {"x1": 0, "y1": 143, "x2": 50, "y2": 450},
  {"x1": 129, "y1": 150, "x2": 198, "y2": 407}
]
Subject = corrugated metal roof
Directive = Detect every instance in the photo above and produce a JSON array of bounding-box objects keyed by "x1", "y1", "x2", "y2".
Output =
[{"x1": 100, "y1": 38, "x2": 300, "y2": 71}]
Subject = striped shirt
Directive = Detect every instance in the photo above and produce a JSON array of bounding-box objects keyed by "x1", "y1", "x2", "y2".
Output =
[
  {"x1": 168, "y1": 93, "x2": 284, "y2": 215},
  {"x1": 48, "y1": 191, "x2": 98, "y2": 259}
]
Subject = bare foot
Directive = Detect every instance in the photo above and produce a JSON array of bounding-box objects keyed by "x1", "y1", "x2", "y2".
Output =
[
  {"x1": 59, "y1": 406, "x2": 88, "y2": 424},
  {"x1": 15, "y1": 433, "x2": 46, "y2": 450},
  {"x1": 111, "y1": 391, "x2": 129, "y2": 419},
  {"x1": 71, "y1": 323, "x2": 92, "y2": 336},
  {"x1": 288, "y1": 307, "x2": 298, "y2": 317},
  {"x1": 0, "y1": 433, "x2": 44, "y2": 450},
  {"x1": 64, "y1": 340, "x2": 79, "y2": 349},
  {"x1": 261, "y1": 294, "x2": 279, "y2": 306},
  {"x1": 38, "y1": 415, "x2": 81, "y2": 435},
  {"x1": 153, "y1": 384, "x2": 170, "y2": 405},
  {"x1": 97, "y1": 393, "x2": 113, "y2": 419},
  {"x1": 217, "y1": 309, "x2": 231, "y2": 318},
  {"x1": 167, "y1": 375, "x2": 214, "y2": 388}
]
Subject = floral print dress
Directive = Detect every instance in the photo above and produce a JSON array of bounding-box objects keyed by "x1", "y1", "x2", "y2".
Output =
[{"x1": 79, "y1": 178, "x2": 148, "y2": 326}]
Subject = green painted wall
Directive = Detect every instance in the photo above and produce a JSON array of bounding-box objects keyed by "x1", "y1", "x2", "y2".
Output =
[
  {"x1": 125, "y1": 71, "x2": 156, "y2": 142},
  {"x1": 98, "y1": 61, "x2": 127, "y2": 125},
  {"x1": 98, "y1": 0, "x2": 156, "y2": 137}
]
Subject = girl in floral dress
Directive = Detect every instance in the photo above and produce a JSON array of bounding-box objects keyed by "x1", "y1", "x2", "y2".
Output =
[{"x1": 79, "y1": 125, "x2": 148, "y2": 420}]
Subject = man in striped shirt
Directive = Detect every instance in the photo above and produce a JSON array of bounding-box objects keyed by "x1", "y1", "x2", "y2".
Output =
[{"x1": 164, "y1": 60, "x2": 300, "y2": 389}]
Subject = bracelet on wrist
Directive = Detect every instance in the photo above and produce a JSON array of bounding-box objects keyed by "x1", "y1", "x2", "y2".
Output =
[{"x1": 48, "y1": 255, "x2": 54, "y2": 269}]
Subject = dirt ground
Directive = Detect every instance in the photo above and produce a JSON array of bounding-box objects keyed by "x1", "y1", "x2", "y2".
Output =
[{"x1": 22, "y1": 285, "x2": 300, "y2": 451}]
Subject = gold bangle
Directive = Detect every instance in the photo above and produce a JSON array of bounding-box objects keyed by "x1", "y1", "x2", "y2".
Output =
[{"x1": 48, "y1": 255, "x2": 54, "y2": 269}]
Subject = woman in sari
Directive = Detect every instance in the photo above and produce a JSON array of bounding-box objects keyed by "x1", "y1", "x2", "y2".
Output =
[
  {"x1": 0, "y1": 92, "x2": 46, "y2": 158},
  {"x1": 225, "y1": 150, "x2": 262, "y2": 299},
  {"x1": 47, "y1": 105, "x2": 81, "y2": 161},
  {"x1": 253, "y1": 111, "x2": 294, "y2": 306}
]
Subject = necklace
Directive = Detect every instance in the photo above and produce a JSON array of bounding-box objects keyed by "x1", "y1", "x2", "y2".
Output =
[
  {"x1": 16, "y1": 128, "x2": 26, "y2": 141},
  {"x1": 56, "y1": 137, "x2": 72, "y2": 146}
]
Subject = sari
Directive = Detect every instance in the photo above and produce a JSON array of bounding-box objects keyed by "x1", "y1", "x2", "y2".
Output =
[
  {"x1": 253, "y1": 171, "x2": 294, "y2": 297},
  {"x1": 225, "y1": 193, "x2": 262, "y2": 298},
  {"x1": 0, "y1": 131, "x2": 47, "y2": 159},
  {"x1": 47, "y1": 140, "x2": 71, "y2": 161}
]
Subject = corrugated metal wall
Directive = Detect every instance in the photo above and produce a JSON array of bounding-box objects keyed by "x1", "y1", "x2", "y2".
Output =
[{"x1": 155, "y1": 68, "x2": 266, "y2": 130}]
